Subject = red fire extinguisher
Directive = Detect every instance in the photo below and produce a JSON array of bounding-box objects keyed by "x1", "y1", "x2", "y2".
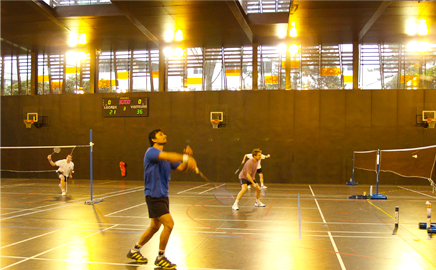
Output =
[{"x1": 120, "y1": 161, "x2": 126, "y2": 177}]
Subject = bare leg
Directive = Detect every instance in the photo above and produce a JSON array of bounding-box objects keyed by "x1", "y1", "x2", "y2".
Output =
[
  {"x1": 236, "y1": 184, "x2": 248, "y2": 201},
  {"x1": 259, "y1": 173, "x2": 264, "y2": 186},
  {"x1": 59, "y1": 175, "x2": 66, "y2": 190},
  {"x1": 138, "y1": 218, "x2": 162, "y2": 246},
  {"x1": 156, "y1": 213, "x2": 174, "y2": 251}
]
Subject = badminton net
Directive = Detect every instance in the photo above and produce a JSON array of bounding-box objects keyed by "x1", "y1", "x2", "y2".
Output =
[
  {"x1": 354, "y1": 145, "x2": 436, "y2": 187},
  {"x1": 0, "y1": 145, "x2": 89, "y2": 177}
]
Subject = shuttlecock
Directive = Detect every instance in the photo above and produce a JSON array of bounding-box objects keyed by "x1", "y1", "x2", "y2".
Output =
[{"x1": 412, "y1": 155, "x2": 418, "y2": 158}]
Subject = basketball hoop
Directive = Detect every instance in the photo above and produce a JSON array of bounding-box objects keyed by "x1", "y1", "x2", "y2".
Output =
[
  {"x1": 23, "y1": 119, "x2": 34, "y2": 128},
  {"x1": 211, "y1": 119, "x2": 220, "y2": 129},
  {"x1": 427, "y1": 118, "x2": 435, "y2": 128}
]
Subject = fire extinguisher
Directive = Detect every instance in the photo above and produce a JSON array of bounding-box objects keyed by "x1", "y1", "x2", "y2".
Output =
[{"x1": 120, "y1": 161, "x2": 126, "y2": 177}]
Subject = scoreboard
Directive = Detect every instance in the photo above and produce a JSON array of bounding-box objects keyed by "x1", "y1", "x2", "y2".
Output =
[{"x1": 102, "y1": 97, "x2": 148, "y2": 117}]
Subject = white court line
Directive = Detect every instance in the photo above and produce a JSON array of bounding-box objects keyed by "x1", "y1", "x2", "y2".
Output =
[
  {"x1": 177, "y1": 183, "x2": 211, "y2": 194},
  {"x1": 198, "y1": 183, "x2": 226, "y2": 194},
  {"x1": 0, "y1": 256, "x2": 240, "y2": 270},
  {"x1": 398, "y1": 186, "x2": 436, "y2": 199},
  {"x1": 309, "y1": 185, "x2": 346, "y2": 270},
  {"x1": 0, "y1": 224, "x2": 119, "y2": 270},
  {"x1": 104, "y1": 202, "x2": 147, "y2": 216},
  {"x1": 1, "y1": 223, "x2": 82, "y2": 249},
  {"x1": 1, "y1": 187, "x2": 144, "y2": 221}
]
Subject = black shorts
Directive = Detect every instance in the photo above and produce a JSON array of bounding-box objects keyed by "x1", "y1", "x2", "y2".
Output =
[
  {"x1": 239, "y1": 178, "x2": 257, "y2": 186},
  {"x1": 256, "y1": 168, "x2": 263, "y2": 174},
  {"x1": 57, "y1": 172, "x2": 69, "y2": 182},
  {"x1": 145, "y1": 196, "x2": 170, "y2": 218}
]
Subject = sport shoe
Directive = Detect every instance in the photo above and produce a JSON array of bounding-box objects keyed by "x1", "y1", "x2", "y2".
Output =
[
  {"x1": 247, "y1": 185, "x2": 251, "y2": 189},
  {"x1": 61, "y1": 190, "x2": 66, "y2": 196},
  {"x1": 127, "y1": 250, "x2": 148, "y2": 263},
  {"x1": 232, "y1": 204, "x2": 239, "y2": 211},
  {"x1": 255, "y1": 201, "x2": 265, "y2": 207},
  {"x1": 155, "y1": 256, "x2": 176, "y2": 269},
  {"x1": 261, "y1": 185, "x2": 267, "y2": 189}
]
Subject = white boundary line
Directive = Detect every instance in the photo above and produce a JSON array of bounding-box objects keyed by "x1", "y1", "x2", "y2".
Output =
[
  {"x1": 398, "y1": 186, "x2": 436, "y2": 199},
  {"x1": 1, "y1": 187, "x2": 143, "y2": 221},
  {"x1": 198, "y1": 184, "x2": 226, "y2": 194},
  {"x1": 0, "y1": 256, "x2": 240, "y2": 270},
  {"x1": 309, "y1": 185, "x2": 346, "y2": 270},
  {"x1": 0, "y1": 223, "x2": 82, "y2": 249},
  {"x1": 177, "y1": 183, "x2": 211, "y2": 194},
  {"x1": 105, "y1": 203, "x2": 147, "y2": 216},
  {"x1": 1, "y1": 224, "x2": 119, "y2": 269}
]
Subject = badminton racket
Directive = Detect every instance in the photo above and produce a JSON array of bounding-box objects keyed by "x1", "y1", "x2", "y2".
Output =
[
  {"x1": 260, "y1": 186, "x2": 266, "y2": 196},
  {"x1": 195, "y1": 167, "x2": 234, "y2": 205},
  {"x1": 51, "y1": 147, "x2": 61, "y2": 155},
  {"x1": 234, "y1": 163, "x2": 244, "y2": 174}
]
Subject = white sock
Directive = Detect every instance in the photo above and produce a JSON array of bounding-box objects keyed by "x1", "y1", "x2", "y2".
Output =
[{"x1": 234, "y1": 199, "x2": 239, "y2": 205}]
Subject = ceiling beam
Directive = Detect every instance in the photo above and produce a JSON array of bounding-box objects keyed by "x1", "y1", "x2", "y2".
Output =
[
  {"x1": 226, "y1": 0, "x2": 253, "y2": 43},
  {"x1": 111, "y1": 1, "x2": 160, "y2": 47},
  {"x1": 358, "y1": 1, "x2": 391, "y2": 41},
  {"x1": 29, "y1": 0, "x2": 71, "y2": 33}
]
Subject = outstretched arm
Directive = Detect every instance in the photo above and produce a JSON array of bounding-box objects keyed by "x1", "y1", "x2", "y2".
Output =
[
  {"x1": 47, "y1": 155, "x2": 56, "y2": 166},
  {"x1": 241, "y1": 154, "x2": 248, "y2": 164},
  {"x1": 158, "y1": 150, "x2": 197, "y2": 172}
]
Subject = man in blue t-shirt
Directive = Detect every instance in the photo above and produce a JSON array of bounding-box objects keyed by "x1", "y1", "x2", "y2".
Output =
[{"x1": 127, "y1": 129, "x2": 197, "y2": 269}]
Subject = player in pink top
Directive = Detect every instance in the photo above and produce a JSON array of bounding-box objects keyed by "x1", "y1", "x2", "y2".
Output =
[{"x1": 232, "y1": 149, "x2": 266, "y2": 210}]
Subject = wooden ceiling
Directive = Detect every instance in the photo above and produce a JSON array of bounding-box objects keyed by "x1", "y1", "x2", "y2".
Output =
[{"x1": 1, "y1": 0, "x2": 435, "y2": 55}]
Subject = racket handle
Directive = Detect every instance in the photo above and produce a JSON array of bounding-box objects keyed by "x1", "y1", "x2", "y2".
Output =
[{"x1": 195, "y1": 167, "x2": 199, "y2": 174}]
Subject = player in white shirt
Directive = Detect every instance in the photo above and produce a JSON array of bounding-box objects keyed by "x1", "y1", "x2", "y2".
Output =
[
  {"x1": 47, "y1": 154, "x2": 74, "y2": 196},
  {"x1": 241, "y1": 151, "x2": 270, "y2": 189}
]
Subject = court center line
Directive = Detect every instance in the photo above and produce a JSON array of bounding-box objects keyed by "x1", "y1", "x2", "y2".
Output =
[
  {"x1": 0, "y1": 224, "x2": 119, "y2": 270},
  {"x1": 309, "y1": 185, "x2": 346, "y2": 270},
  {"x1": 177, "y1": 183, "x2": 211, "y2": 194}
]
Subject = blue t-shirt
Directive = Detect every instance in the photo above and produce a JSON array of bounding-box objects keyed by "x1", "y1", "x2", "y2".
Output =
[{"x1": 144, "y1": 147, "x2": 181, "y2": 198}]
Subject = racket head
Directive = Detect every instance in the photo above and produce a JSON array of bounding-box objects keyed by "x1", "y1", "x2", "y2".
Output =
[
  {"x1": 212, "y1": 186, "x2": 234, "y2": 205},
  {"x1": 53, "y1": 147, "x2": 61, "y2": 154}
]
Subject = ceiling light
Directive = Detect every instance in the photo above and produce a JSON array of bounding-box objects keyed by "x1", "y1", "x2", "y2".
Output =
[
  {"x1": 78, "y1": 34, "x2": 87, "y2": 45},
  {"x1": 288, "y1": 44, "x2": 299, "y2": 56},
  {"x1": 173, "y1": 47, "x2": 184, "y2": 58},
  {"x1": 68, "y1": 32, "x2": 78, "y2": 47},
  {"x1": 164, "y1": 30, "x2": 174, "y2": 42},
  {"x1": 175, "y1": 30, "x2": 183, "y2": 41},
  {"x1": 418, "y1": 41, "x2": 429, "y2": 52},
  {"x1": 278, "y1": 27, "x2": 287, "y2": 39},
  {"x1": 277, "y1": 44, "x2": 287, "y2": 53},
  {"x1": 163, "y1": 47, "x2": 173, "y2": 57},
  {"x1": 289, "y1": 22, "x2": 297, "y2": 38},
  {"x1": 417, "y1": 18, "x2": 428, "y2": 35}
]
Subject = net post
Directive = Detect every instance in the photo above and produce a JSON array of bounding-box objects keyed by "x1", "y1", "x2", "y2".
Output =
[
  {"x1": 370, "y1": 149, "x2": 387, "y2": 200},
  {"x1": 85, "y1": 129, "x2": 103, "y2": 205},
  {"x1": 347, "y1": 152, "x2": 358, "y2": 185}
]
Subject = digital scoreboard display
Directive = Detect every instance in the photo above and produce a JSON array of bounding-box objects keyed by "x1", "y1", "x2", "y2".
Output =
[{"x1": 102, "y1": 97, "x2": 149, "y2": 117}]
